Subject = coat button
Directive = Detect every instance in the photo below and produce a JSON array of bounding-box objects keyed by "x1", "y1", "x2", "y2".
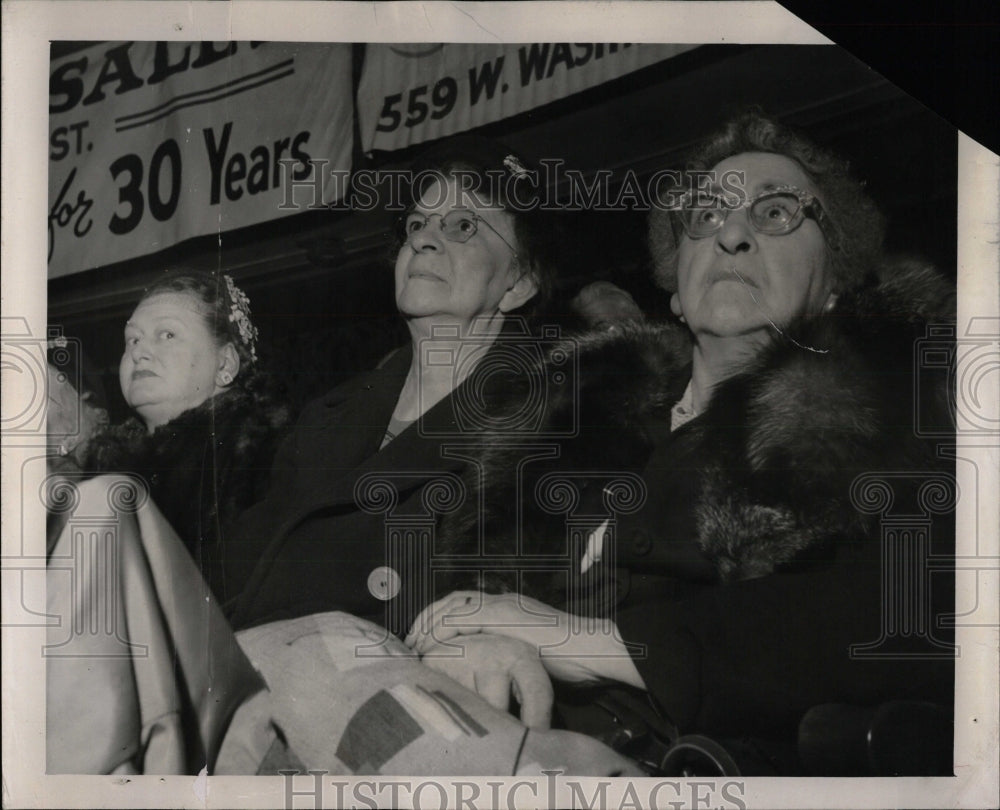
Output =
[
  {"x1": 629, "y1": 528, "x2": 652, "y2": 556},
  {"x1": 367, "y1": 566, "x2": 401, "y2": 601}
]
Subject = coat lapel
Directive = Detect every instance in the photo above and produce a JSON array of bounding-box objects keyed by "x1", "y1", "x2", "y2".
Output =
[
  {"x1": 320, "y1": 346, "x2": 412, "y2": 474},
  {"x1": 277, "y1": 345, "x2": 467, "y2": 523},
  {"x1": 319, "y1": 379, "x2": 466, "y2": 506}
]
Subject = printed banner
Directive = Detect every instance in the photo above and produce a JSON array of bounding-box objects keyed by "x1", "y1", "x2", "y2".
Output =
[
  {"x1": 48, "y1": 41, "x2": 353, "y2": 278},
  {"x1": 358, "y1": 43, "x2": 694, "y2": 153}
]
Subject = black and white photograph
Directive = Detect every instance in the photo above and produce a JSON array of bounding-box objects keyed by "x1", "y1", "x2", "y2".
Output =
[{"x1": 2, "y1": 2, "x2": 998, "y2": 808}]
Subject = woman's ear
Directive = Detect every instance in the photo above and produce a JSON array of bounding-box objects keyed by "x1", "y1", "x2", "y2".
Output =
[
  {"x1": 215, "y1": 343, "x2": 241, "y2": 387},
  {"x1": 499, "y1": 271, "x2": 539, "y2": 314},
  {"x1": 669, "y1": 292, "x2": 685, "y2": 322}
]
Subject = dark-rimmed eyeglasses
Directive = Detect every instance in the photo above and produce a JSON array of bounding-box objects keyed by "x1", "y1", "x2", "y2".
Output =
[
  {"x1": 676, "y1": 186, "x2": 829, "y2": 240},
  {"x1": 400, "y1": 210, "x2": 519, "y2": 258}
]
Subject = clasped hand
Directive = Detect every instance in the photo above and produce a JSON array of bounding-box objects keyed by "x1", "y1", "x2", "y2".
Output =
[
  {"x1": 406, "y1": 591, "x2": 645, "y2": 691},
  {"x1": 418, "y1": 634, "x2": 554, "y2": 729}
]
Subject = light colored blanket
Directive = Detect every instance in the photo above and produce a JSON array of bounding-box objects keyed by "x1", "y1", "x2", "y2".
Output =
[{"x1": 45, "y1": 474, "x2": 640, "y2": 777}]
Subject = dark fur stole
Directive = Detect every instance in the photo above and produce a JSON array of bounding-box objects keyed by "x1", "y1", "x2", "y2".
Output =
[
  {"x1": 439, "y1": 259, "x2": 955, "y2": 586},
  {"x1": 84, "y1": 386, "x2": 289, "y2": 546}
]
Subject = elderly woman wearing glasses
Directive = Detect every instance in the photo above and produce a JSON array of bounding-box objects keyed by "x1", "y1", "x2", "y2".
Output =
[
  {"x1": 224, "y1": 136, "x2": 551, "y2": 630},
  {"x1": 410, "y1": 112, "x2": 956, "y2": 774},
  {"x1": 216, "y1": 136, "x2": 622, "y2": 747}
]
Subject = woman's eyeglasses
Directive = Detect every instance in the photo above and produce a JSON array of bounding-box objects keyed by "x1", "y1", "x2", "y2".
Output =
[
  {"x1": 676, "y1": 186, "x2": 829, "y2": 240},
  {"x1": 400, "y1": 210, "x2": 519, "y2": 258}
]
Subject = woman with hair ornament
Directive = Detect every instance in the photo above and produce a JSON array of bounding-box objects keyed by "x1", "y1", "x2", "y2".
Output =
[
  {"x1": 47, "y1": 265, "x2": 643, "y2": 778},
  {"x1": 84, "y1": 271, "x2": 289, "y2": 587}
]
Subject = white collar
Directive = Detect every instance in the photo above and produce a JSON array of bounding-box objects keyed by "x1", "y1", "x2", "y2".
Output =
[{"x1": 670, "y1": 379, "x2": 698, "y2": 432}]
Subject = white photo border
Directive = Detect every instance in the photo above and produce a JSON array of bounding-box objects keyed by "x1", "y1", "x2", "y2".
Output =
[{"x1": 2, "y1": 2, "x2": 997, "y2": 808}]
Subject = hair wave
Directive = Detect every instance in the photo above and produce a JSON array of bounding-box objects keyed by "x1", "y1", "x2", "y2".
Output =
[{"x1": 649, "y1": 110, "x2": 885, "y2": 294}]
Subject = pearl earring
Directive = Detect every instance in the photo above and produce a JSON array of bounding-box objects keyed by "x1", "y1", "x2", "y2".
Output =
[{"x1": 220, "y1": 371, "x2": 233, "y2": 385}]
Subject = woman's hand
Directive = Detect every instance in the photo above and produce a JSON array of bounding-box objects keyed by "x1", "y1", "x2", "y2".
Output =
[
  {"x1": 419, "y1": 634, "x2": 554, "y2": 729},
  {"x1": 406, "y1": 591, "x2": 646, "y2": 689},
  {"x1": 407, "y1": 591, "x2": 562, "y2": 653}
]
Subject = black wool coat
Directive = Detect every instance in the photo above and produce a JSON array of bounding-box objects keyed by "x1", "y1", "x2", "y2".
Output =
[
  {"x1": 222, "y1": 342, "x2": 516, "y2": 635},
  {"x1": 84, "y1": 386, "x2": 289, "y2": 598},
  {"x1": 439, "y1": 260, "x2": 957, "y2": 742}
]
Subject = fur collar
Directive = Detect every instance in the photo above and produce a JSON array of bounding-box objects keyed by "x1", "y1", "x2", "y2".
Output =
[
  {"x1": 84, "y1": 385, "x2": 289, "y2": 536},
  {"x1": 87, "y1": 386, "x2": 285, "y2": 471},
  {"x1": 441, "y1": 259, "x2": 955, "y2": 584}
]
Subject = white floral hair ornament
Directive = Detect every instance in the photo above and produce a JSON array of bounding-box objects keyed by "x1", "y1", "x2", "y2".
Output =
[
  {"x1": 503, "y1": 154, "x2": 531, "y2": 179},
  {"x1": 224, "y1": 274, "x2": 259, "y2": 363}
]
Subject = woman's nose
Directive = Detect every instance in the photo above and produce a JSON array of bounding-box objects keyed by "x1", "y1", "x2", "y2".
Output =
[
  {"x1": 408, "y1": 224, "x2": 444, "y2": 252},
  {"x1": 715, "y1": 209, "x2": 757, "y2": 254},
  {"x1": 129, "y1": 339, "x2": 150, "y2": 362}
]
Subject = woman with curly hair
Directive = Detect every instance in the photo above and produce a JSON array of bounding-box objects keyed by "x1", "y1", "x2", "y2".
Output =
[
  {"x1": 411, "y1": 111, "x2": 956, "y2": 774},
  {"x1": 224, "y1": 136, "x2": 559, "y2": 634},
  {"x1": 84, "y1": 271, "x2": 289, "y2": 593}
]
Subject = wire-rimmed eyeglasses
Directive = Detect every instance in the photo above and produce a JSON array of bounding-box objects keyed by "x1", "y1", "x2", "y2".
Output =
[
  {"x1": 676, "y1": 185, "x2": 830, "y2": 240},
  {"x1": 400, "y1": 210, "x2": 519, "y2": 258}
]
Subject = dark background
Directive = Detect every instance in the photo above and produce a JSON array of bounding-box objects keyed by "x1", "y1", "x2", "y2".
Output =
[
  {"x1": 49, "y1": 5, "x2": 995, "y2": 420},
  {"x1": 779, "y1": 0, "x2": 998, "y2": 156}
]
